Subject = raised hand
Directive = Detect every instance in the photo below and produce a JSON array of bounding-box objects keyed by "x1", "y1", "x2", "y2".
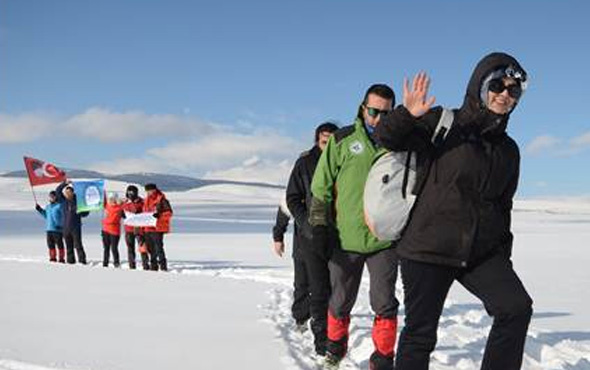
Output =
[{"x1": 403, "y1": 72, "x2": 436, "y2": 117}]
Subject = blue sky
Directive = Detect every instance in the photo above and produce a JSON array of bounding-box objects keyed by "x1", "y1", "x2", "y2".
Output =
[{"x1": 1, "y1": 0, "x2": 589, "y2": 197}]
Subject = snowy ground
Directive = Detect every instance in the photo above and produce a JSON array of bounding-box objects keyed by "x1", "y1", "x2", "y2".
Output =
[{"x1": 1, "y1": 178, "x2": 590, "y2": 370}]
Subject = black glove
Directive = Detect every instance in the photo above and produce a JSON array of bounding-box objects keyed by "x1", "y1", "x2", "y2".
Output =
[
  {"x1": 35, "y1": 204, "x2": 43, "y2": 212},
  {"x1": 312, "y1": 225, "x2": 333, "y2": 261}
]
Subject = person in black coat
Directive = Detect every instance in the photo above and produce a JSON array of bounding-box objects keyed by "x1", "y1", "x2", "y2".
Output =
[
  {"x1": 271, "y1": 121, "x2": 338, "y2": 356},
  {"x1": 375, "y1": 52, "x2": 533, "y2": 370},
  {"x1": 56, "y1": 181, "x2": 89, "y2": 264}
]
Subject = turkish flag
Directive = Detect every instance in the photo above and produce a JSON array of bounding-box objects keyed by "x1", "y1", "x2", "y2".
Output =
[{"x1": 23, "y1": 156, "x2": 67, "y2": 186}]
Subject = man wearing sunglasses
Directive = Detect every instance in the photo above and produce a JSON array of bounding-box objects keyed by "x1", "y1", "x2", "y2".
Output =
[
  {"x1": 310, "y1": 84, "x2": 399, "y2": 369},
  {"x1": 376, "y1": 53, "x2": 532, "y2": 370}
]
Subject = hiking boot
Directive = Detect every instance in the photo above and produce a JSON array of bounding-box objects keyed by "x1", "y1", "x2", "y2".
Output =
[
  {"x1": 159, "y1": 260, "x2": 167, "y2": 272},
  {"x1": 315, "y1": 341, "x2": 327, "y2": 357},
  {"x1": 323, "y1": 351, "x2": 341, "y2": 370},
  {"x1": 295, "y1": 319, "x2": 309, "y2": 334},
  {"x1": 369, "y1": 351, "x2": 394, "y2": 370}
]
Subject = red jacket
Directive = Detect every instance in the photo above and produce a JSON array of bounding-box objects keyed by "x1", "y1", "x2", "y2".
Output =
[
  {"x1": 122, "y1": 197, "x2": 144, "y2": 233},
  {"x1": 102, "y1": 202, "x2": 124, "y2": 236},
  {"x1": 143, "y1": 190, "x2": 172, "y2": 233}
]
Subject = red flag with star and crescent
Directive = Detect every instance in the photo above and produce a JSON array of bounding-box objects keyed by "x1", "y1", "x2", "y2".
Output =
[{"x1": 23, "y1": 156, "x2": 67, "y2": 186}]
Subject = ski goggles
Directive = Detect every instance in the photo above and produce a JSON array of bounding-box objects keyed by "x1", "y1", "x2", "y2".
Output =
[
  {"x1": 488, "y1": 78, "x2": 523, "y2": 99},
  {"x1": 365, "y1": 106, "x2": 391, "y2": 118},
  {"x1": 480, "y1": 64, "x2": 528, "y2": 103}
]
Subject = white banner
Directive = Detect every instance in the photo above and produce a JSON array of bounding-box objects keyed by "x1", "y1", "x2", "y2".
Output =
[{"x1": 123, "y1": 212, "x2": 157, "y2": 227}]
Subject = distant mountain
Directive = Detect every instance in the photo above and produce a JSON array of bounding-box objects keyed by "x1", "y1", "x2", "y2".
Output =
[{"x1": 1, "y1": 169, "x2": 284, "y2": 192}]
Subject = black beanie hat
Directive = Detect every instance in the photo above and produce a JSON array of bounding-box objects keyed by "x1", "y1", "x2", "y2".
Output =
[
  {"x1": 315, "y1": 122, "x2": 339, "y2": 142},
  {"x1": 144, "y1": 183, "x2": 157, "y2": 191},
  {"x1": 126, "y1": 185, "x2": 139, "y2": 194}
]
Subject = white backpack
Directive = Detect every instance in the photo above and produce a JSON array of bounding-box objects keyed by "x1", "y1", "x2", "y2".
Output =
[{"x1": 363, "y1": 109, "x2": 454, "y2": 241}]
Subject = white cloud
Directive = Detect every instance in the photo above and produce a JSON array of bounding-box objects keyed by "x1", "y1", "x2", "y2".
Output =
[
  {"x1": 147, "y1": 132, "x2": 300, "y2": 170},
  {"x1": 89, "y1": 157, "x2": 167, "y2": 175},
  {"x1": 62, "y1": 107, "x2": 215, "y2": 142},
  {"x1": 88, "y1": 131, "x2": 301, "y2": 181},
  {"x1": 3, "y1": 107, "x2": 304, "y2": 183},
  {"x1": 525, "y1": 135, "x2": 561, "y2": 155},
  {"x1": 204, "y1": 156, "x2": 293, "y2": 185},
  {"x1": 570, "y1": 131, "x2": 590, "y2": 150},
  {"x1": 0, "y1": 113, "x2": 53, "y2": 143}
]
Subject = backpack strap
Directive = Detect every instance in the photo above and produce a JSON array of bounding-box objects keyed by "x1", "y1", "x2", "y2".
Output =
[
  {"x1": 401, "y1": 152, "x2": 413, "y2": 199},
  {"x1": 431, "y1": 108, "x2": 454, "y2": 147}
]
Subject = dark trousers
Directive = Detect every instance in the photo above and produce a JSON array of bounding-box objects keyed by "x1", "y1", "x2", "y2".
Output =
[
  {"x1": 46, "y1": 231, "x2": 65, "y2": 262},
  {"x1": 292, "y1": 256, "x2": 310, "y2": 323},
  {"x1": 305, "y1": 245, "x2": 331, "y2": 349},
  {"x1": 125, "y1": 232, "x2": 149, "y2": 269},
  {"x1": 144, "y1": 232, "x2": 167, "y2": 271},
  {"x1": 101, "y1": 231, "x2": 121, "y2": 267},
  {"x1": 396, "y1": 254, "x2": 533, "y2": 370},
  {"x1": 291, "y1": 244, "x2": 332, "y2": 353},
  {"x1": 329, "y1": 246, "x2": 399, "y2": 319},
  {"x1": 63, "y1": 228, "x2": 86, "y2": 264},
  {"x1": 327, "y1": 246, "x2": 399, "y2": 361}
]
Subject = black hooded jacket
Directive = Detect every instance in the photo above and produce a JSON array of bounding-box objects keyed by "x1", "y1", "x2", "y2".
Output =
[
  {"x1": 55, "y1": 182, "x2": 90, "y2": 233},
  {"x1": 376, "y1": 53, "x2": 526, "y2": 268},
  {"x1": 286, "y1": 145, "x2": 322, "y2": 257}
]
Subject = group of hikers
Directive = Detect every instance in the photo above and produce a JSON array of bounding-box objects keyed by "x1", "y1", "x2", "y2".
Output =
[
  {"x1": 272, "y1": 52, "x2": 533, "y2": 370},
  {"x1": 35, "y1": 182, "x2": 173, "y2": 271}
]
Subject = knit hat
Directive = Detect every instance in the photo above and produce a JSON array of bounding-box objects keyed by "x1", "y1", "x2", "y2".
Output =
[
  {"x1": 126, "y1": 185, "x2": 139, "y2": 195},
  {"x1": 144, "y1": 183, "x2": 157, "y2": 191}
]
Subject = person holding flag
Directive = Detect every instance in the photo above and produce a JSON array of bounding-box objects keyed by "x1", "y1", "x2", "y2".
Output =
[
  {"x1": 102, "y1": 192, "x2": 124, "y2": 268},
  {"x1": 35, "y1": 190, "x2": 66, "y2": 263},
  {"x1": 23, "y1": 156, "x2": 69, "y2": 263},
  {"x1": 56, "y1": 181, "x2": 90, "y2": 264}
]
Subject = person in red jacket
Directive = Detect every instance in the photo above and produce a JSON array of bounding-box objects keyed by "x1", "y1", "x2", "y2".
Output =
[
  {"x1": 102, "y1": 191, "x2": 124, "y2": 268},
  {"x1": 142, "y1": 183, "x2": 172, "y2": 271},
  {"x1": 122, "y1": 185, "x2": 148, "y2": 270}
]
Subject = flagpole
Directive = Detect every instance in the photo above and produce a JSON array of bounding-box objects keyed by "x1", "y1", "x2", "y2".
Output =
[{"x1": 28, "y1": 182, "x2": 39, "y2": 205}]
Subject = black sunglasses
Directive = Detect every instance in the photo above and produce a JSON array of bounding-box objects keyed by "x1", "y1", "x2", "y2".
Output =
[
  {"x1": 365, "y1": 106, "x2": 390, "y2": 118},
  {"x1": 488, "y1": 78, "x2": 522, "y2": 99}
]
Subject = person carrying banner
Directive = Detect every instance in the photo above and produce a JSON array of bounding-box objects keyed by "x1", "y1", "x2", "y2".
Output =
[
  {"x1": 56, "y1": 181, "x2": 89, "y2": 264},
  {"x1": 35, "y1": 190, "x2": 66, "y2": 263},
  {"x1": 122, "y1": 185, "x2": 147, "y2": 270},
  {"x1": 142, "y1": 183, "x2": 172, "y2": 271},
  {"x1": 102, "y1": 192, "x2": 124, "y2": 267}
]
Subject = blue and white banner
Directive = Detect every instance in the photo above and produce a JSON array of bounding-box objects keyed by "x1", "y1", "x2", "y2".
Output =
[{"x1": 73, "y1": 180, "x2": 105, "y2": 213}]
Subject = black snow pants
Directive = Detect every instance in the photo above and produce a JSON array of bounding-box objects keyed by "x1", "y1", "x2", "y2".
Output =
[
  {"x1": 125, "y1": 232, "x2": 149, "y2": 269},
  {"x1": 63, "y1": 228, "x2": 87, "y2": 264},
  {"x1": 102, "y1": 231, "x2": 121, "y2": 267},
  {"x1": 396, "y1": 253, "x2": 533, "y2": 370},
  {"x1": 144, "y1": 232, "x2": 167, "y2": 271}
]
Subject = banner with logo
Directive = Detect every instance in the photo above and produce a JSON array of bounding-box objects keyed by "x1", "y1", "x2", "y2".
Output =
[
  {"x1": 123, "y1": 211, "x2": 157, "y2": 227},
  {"x1": 73, "y1": 180, "x2": 105, "y2": 213}
]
